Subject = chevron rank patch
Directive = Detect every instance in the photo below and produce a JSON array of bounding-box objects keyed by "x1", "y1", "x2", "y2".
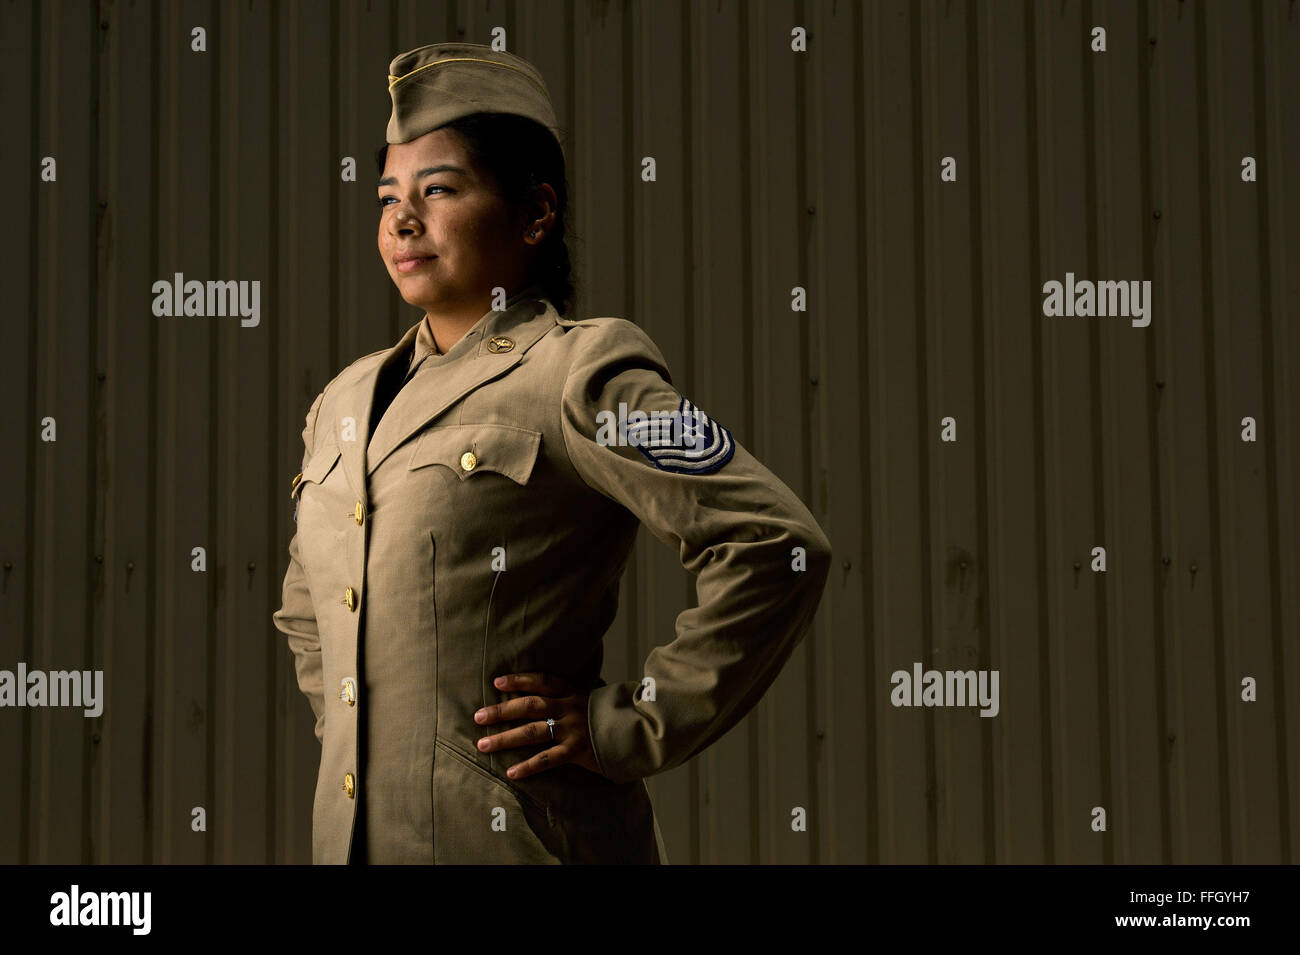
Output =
[{"x1": 625, "y1": 395, "x2": 736, "y2": 474}]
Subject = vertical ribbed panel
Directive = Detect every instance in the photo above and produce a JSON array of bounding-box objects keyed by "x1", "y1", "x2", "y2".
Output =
[{"x1": 0, "y1": 0, "x2": 1294, "y2": 864}]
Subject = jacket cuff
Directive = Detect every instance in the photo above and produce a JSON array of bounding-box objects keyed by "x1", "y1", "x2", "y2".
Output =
[{"x1": 586, "y1": 681, "x2": 643, "y2": 784}]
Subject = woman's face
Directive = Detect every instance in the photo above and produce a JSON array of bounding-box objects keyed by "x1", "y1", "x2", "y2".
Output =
[{"x1": 376, "y1": 127, "x2": 531, "y2": 316}]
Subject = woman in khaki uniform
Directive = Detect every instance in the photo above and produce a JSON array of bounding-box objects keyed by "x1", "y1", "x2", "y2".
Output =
[{"x1": 274, "y1": 42, "x2": 832, "y2": 864}]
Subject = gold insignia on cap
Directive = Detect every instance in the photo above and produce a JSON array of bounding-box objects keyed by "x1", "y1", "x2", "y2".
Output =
[
  {"x1": 487, "y1": 336, "x2": 515, "y2": 353},
  {"x1": 387, "y1": 57, "x2": 552, "y2": 103}
]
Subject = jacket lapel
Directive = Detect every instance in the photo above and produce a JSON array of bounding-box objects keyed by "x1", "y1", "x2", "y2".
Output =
[
  {"x1": 334, "y1": 292, "x2": 557, "y2": 494},
  {"x1": 329, "y1": 320, "x2": 419, "y2": 505}
]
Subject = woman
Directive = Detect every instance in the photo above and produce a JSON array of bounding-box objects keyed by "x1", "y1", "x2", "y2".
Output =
[{"x1": 274, "y1": 42, "x2": 832, "y2": 865}]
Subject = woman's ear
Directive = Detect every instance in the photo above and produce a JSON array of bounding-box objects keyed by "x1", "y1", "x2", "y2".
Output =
[{"x1": 527, "y1": 183, "x2": 558, "y2": 237}]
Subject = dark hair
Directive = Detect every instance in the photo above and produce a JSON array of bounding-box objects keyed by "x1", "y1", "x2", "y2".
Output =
[{"x1": 374, "y1": 114, "x2": 575, "y2": 315}]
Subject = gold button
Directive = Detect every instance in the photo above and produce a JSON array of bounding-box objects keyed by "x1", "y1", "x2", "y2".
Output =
[
  {"x1": 343, "y1": 773, "x2": 355, "y2": 798},
  {"x1": 354, "y1": 501, "x2": 364, "y2": 525},
  {"x1": 343, "y1": 586, "x2": 356, "y2": 611},
  {"x1": 340, "y1": 678, "x2": 357, "y2": 706},
  {"x1": 460, "y1": 451, "x2": 477, "y2": 471},
  {"x1": 290, "y1": 472, "x2": 303, "y2": 490}
]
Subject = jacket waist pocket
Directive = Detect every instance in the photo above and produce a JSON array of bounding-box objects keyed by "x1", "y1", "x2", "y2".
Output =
[{"x1": 434, "y1": 736, "x2": 551, "y2": 822}]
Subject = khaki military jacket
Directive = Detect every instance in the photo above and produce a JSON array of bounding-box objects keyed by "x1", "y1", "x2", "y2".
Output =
[{"x1": 273, "y1": 284, "x2": 832, "y2": 864}]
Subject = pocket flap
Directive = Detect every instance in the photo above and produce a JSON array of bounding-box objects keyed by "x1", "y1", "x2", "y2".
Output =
[
  {"x1": 408, "y1": 424, "x2": 541, "y2": 485},
  {"x1": 292, "y1": 442, "x2": 342, "y2": 497}
]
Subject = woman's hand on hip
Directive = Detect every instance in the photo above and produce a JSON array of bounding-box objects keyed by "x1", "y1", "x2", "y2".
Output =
[{"x1": 474, "y1": 672, "x2": 604, "y2": 779}]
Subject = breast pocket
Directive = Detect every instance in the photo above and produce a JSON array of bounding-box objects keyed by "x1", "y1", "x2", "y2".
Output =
[
  {"x1": 292, "y1": 439, "x2": 343, "y2": 496},
  {"x1": 291, "y1": 439, "x2": 343, "y2": 522},
  {"x1": 407, "y1": 423, "x2": 541, "y2": 485},
  {"x1": 405, "y1": 420, "x2": 543, "y2": 611}
]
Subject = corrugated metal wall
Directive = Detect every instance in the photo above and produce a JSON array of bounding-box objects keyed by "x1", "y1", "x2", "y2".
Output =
[{"x1": 0, "y1": 0, "x2": 1296, "y2": 864}]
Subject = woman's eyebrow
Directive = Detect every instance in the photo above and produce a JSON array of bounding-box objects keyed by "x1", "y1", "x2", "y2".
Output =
[{"x1": 376, "y1": 164, "x2": 467, "y2": 188}]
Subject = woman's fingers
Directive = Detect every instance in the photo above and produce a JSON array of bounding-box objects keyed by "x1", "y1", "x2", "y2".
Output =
[
  {"x1": 474, "y1": 693, "x2": 555, "y2": 726},
  {"x1": 473, "y1": 680, "x2": 602, "y2": 779},
  {"x1": 506, "y1": 743, "x2": 577, "y2": 780},
  {"x1": 476, "y1": 717, "x2": 559, "y2": 754},
  {"x1": 493, "y1": 672, "x2": 574, "y2": 696}
]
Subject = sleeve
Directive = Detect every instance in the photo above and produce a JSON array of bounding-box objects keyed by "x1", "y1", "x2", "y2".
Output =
[
  {"x1": 560, "y1": 319, "x2": 833, "y2": 784},
  {"x1": 273, "y1": 389, "x2": 327, "y2": 744}
]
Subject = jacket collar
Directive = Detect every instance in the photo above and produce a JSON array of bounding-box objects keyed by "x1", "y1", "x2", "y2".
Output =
[{"x1": 334, "y1": 285, "x2": 557, "y2": 499}]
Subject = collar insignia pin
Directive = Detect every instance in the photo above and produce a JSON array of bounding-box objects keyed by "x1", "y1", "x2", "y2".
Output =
[{"x1": 487, "y1": 336, "x2": 515, "y2": 353}]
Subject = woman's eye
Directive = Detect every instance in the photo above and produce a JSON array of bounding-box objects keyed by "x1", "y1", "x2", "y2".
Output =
[{"x1": 376, "y1": 185, "x2": 448, "y2": 207}]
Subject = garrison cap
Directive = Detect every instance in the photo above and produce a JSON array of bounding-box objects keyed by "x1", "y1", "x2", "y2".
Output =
[{"x1": 386, "y1": 42, "x2": 562, "y2": 149}]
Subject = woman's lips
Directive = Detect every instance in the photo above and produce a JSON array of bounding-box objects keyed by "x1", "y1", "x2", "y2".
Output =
[{"x1": 396, "y1": 255, "x2": 435, "y2": 273}]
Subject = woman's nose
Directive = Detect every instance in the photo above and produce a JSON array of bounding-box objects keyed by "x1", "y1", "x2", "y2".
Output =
[{"x1": 391, "y1": 208, "x2": 422, "y2": 235}]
